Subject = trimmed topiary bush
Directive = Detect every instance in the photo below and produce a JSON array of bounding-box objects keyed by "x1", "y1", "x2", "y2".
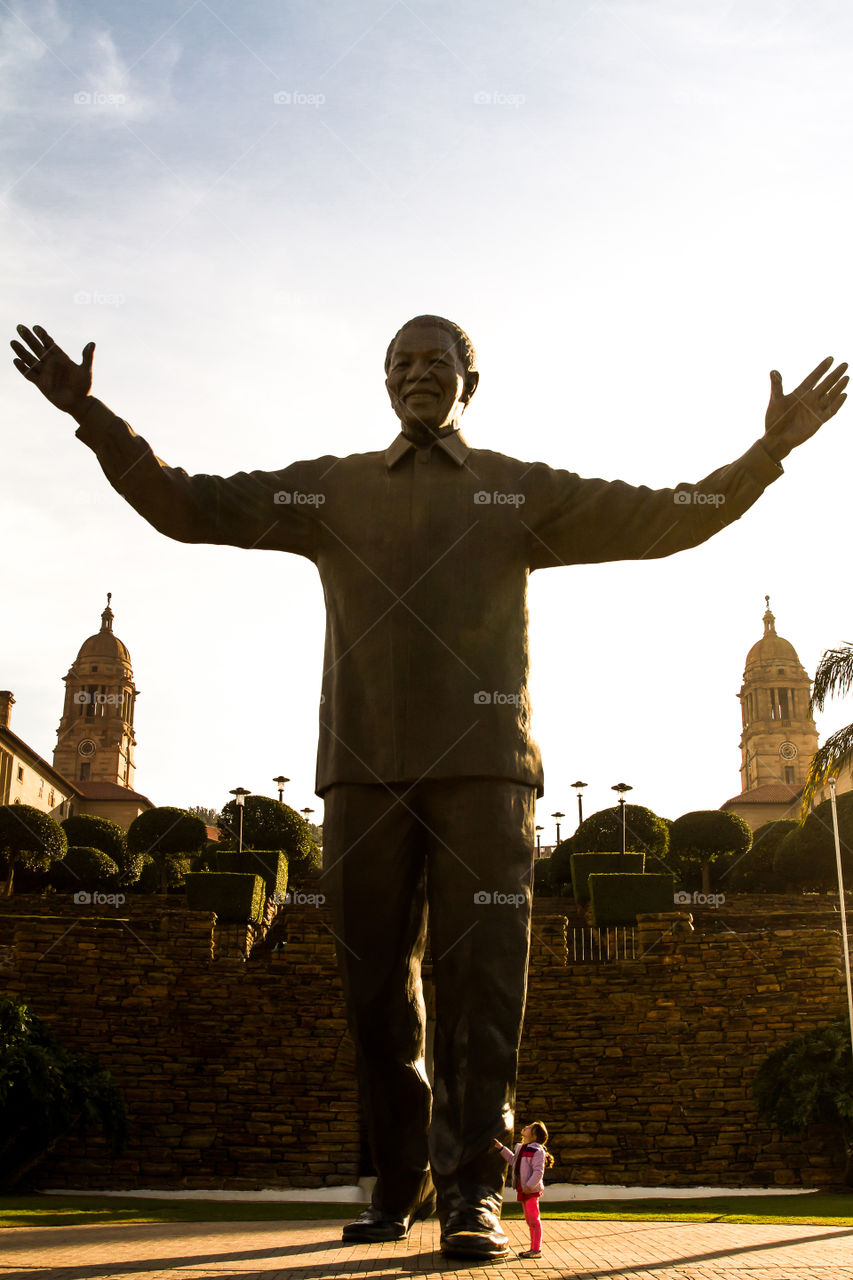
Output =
[
  {"x1": 51, "y1": 847, "x2": 120, "y2": 893},
  {"x1": 725, "y1": 819, "x2": 798, "y2": 893},
  {"x1": 0, "y1": 804, "x2": 67, "y2": 896},
  {"x1": 533, "y1": 857, "x2": 555, "y2": 895},
  {"x1": 589, "y1": 872, "x2": 675, "y2": 926},
  {"x1": 61, "y1": 815, "x2": 126, "y2": 862},
  {"x1": 216, "y1": 797, "x2": 320, "y2": 890},
  {"x1": 773, "y1": 793, "x2": 853, "y2": 892},
  {"x1": 185, "y1": 872, "x2": 265, "y2": 924},
  {"x1": 572, "y1": 805, "x2": 669, "y2": 860},
  {"x1": 213, "y1": 850, "x2": 287, "y2": 899},
  {"x1": 571, "y1": 852, "x2": 645, "y2": 904}
]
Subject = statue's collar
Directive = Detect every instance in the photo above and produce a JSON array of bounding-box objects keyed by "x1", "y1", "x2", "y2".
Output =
[{"x1": 385, "y1": 429, "x2": 470, "y2": 469}]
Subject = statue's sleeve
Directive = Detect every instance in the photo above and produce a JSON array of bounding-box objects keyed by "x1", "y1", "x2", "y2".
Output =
[
  {"x1": 526, "y1": 438, "x2": 784, "y2": 570},
  {"x1": 73, "y1": 398, "x2": 318, "y2": 558}
]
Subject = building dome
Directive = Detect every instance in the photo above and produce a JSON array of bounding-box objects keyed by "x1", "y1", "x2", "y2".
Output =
[
  {"x1": 75, "y1": 599, "x2": 131, "y2": 667},
  {"x1": 744, "y1": 599, "x2": 802, "y2": 672}
]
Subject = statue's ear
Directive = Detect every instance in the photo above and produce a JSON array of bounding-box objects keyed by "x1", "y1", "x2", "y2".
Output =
[{"x1": 461, "y1": 370, "x2": 480, "y2": 405}]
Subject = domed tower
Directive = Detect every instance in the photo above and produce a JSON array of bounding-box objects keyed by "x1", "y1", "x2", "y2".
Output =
[
  {"x1": 737, "y1": 597, "x2": 818, "y2": 793},
  {"x1": 53, "y1": 595, "x2": 139, "y2": 788}
]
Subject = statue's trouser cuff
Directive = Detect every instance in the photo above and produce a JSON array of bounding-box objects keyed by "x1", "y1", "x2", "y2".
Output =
[{"x1": 322, "y1": 777, "x2": 536, "y2": 1218}]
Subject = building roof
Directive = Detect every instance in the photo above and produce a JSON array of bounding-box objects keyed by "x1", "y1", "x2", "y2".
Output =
[
  {"x1": 722, "y1": 782, "x2": 802, "y2": 807},
  {"x1": 744, "y1": 599, "x2": 801, "y2": 670},
  {"x1": 75, "y1": 598, "x2": 131, "y2": 666},
  {"x1": 0, "y1": 725, "x2": 79, "y2": 794},
  {"x1": 74, "y1": 780, "x2": 154, "y2": 806}
]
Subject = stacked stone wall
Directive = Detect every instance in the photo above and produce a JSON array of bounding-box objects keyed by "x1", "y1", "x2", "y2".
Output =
[{"x1": 0, "y1": 895, "x2": 849, "y2": 1190}]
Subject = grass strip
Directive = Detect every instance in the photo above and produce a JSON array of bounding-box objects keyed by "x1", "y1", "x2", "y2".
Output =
[{"x1": 1, "y1": 1192, "x2": 852, "y2": 1229}]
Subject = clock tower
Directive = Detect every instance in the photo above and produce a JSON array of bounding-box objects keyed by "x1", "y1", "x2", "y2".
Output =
[
  {"x1": 737, "y1": 598, "x2": 818, "y2": 793},
  {"x1": 53, "y1": 595, "x2": 139, "y2": 788}
]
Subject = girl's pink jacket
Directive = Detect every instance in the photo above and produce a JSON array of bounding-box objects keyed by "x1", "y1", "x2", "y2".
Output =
[{"x1": 498, "y1": 1141, "x2": 546, "y2": 1195}]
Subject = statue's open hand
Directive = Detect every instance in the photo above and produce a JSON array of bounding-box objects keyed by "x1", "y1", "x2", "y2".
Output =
[
  {"x1": 10, "y1": 324, "x2": 95, "y2": 414},
  {"x1": 764, "y1": 356, "x2": 848, "y2": 461}
]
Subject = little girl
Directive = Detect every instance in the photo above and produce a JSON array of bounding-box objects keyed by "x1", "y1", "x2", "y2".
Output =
[{"x1": 494, "y1": 1121, "x2": 554, "y2": 1259}]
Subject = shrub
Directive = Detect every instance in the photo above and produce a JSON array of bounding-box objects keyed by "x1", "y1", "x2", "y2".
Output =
[
  {"x1": 213, "y1": 850, "x2": 287, "y2": 899},
  {"x1": 724, "y1": 819, "x2": 798, "y2": 892},
  {"x1": 185, "y1": 872, "x2": 265, "y2": 923},
  {"x1": 754, "y1": 1020, "x2": 853, "y2": 1185},
  {"x1": 127, "y1": 808, "x2": 207, "y2": 857},
  {"x1": 216, "y1": 797, "x2": 320, "y2": 888},
  {"x1": 669, "y1": 810, "x2": 752, "y2": 895},
  {"x1": 0, "y1": 805, "x2": 67, "y2": 896},
  {"x1": 570, "y1": 852, "x2": 645, "y2": 904},
  {"x1": 773, "y1": 793, "x2": 853, "y2": 892},
  {"x1": 0, "y1": 994, "x2": 126, "y2": 1191},
  {"x1": 51, "y1": 847, "x2": 120, "y2": 893},
  {"x1": 588, "y1": 873, "x2": 675, "y2": 927},
  {"x1": 61, "y1": 815, "x2": 127, "y2": 863},
  {"x1": 533, "y1": 857, "x2": 555, "y2": 895},
  {"x1": 572, "y1": 804, "x2": 669, "y2": 859},
  {"x1": 135, "y1": 853, "x2": 194, "y2": 894}
]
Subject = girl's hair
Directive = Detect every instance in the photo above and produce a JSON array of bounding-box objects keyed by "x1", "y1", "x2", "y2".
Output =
[
  {"x1": 531, "y1": 1121, "x2": 555, "y2": 1168},
  {"x1": 515, "y1": 1120, "x2": 555, "y2": 1173}
]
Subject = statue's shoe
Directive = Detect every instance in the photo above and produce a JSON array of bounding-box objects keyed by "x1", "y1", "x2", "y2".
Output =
[
  {"x1": 440, "y1": 1205, "x2": 509, "y2": 1259},
  {"x1": 341, "y1": 1194, "x2": 436, "y2": 1243}
]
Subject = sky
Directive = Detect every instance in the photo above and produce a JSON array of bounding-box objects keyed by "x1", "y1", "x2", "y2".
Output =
[{"x1": 3, "y1": 0, "x2": 853, "y2": 841}]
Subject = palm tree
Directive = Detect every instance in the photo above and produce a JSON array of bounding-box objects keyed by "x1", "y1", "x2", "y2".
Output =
[{"x1": 803, "y1": 642, "x2": 853, "y2": 812}]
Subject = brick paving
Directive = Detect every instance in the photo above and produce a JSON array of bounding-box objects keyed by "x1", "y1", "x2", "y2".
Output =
[{"x1": 2, "y1": 1217, "x2": 853, "y2": 1279}]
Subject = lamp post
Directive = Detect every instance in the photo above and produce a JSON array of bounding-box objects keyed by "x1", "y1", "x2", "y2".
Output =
[
  {"x1": 301, "y1": 806, "x2": 315, "y2": 827},
  {"x1": 229, "y1": 787, "x2": 251, "y2": 855},
  {"x1": 273, "y1": 775, "x2": 290, "y2": 803},
  {"x1": 551, "y1": 811, "x2": 565, "y2": 846},
  {"x1": 535, "y1": 825, "x2": 544, "y2": 857},
  {"x1": 571, "y1": 780, "x2": 587, "y2": 830},
  {"x1": 611, "y1": 783, "x2": 632, "y2": 867}
]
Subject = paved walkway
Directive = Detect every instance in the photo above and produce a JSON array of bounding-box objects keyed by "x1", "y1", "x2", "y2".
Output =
[{"x1": 3, "y1": 1218, "x2": 853, "y2": 1279}]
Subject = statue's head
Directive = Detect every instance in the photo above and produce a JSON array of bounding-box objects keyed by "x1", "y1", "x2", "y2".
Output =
[{"x1": 385, "y1": 315, "x2": 479, "y2": 438}]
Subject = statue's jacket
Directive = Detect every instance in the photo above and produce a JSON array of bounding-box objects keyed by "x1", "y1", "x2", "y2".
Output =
[{"x1": 75, "y1": 401, "x2": 783, "y2": 797}]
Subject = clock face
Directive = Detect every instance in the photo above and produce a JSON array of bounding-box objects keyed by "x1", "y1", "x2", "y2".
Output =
[
  {"x1": 77, "y1": 739, "x2": 97, "y2": 758},
  {"x1": 779, "y1": 742, "x2": 798, "y2": 761}
]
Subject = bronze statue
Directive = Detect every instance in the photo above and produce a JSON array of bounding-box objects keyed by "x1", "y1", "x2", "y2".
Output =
[{"x1": 11, "y1": 317, "x2": 847, "y2": 1258}]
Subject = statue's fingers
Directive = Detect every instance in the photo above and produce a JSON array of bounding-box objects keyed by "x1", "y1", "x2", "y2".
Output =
[
  {"x1": 822, "y1": 390, "x2": 847, "y2": 421},
  {"x1": 793, "y1": 355, "x2": 835, "y2": 397},
  {"x1": 10, "y1": 339, "x2": 35, "y2": 364},
  {"x1": 815, "y1": 363, "x2": 849, "y2": 399},
  {"x1": 15, "y1": 324, "x2": 45, "y2": 356},
  {"x1": 32, "y1": 325, "x2": 56, "y2": 350},
  {"x1": 82, "y1": 340, "x2": 95, "y2": 371}
]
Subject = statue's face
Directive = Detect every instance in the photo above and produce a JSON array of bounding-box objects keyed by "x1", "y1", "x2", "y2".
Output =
[{"x1": 385, "y1": 321, "x2": 474, "y2": 436}]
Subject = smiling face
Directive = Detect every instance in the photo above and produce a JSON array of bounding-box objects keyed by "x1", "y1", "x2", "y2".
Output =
[{"x1": 385, "y1": 319, "x2": 478, "y2": 440}]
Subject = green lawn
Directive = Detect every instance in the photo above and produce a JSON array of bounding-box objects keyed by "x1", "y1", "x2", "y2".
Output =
[{"x1": 2, "y1": 1192, "x2": 852, "y2": 1229}]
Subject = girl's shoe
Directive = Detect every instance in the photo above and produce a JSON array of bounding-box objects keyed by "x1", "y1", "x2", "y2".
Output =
[{"x1": 518, "y1": 1249, "x2": 542, "y2": 1258}]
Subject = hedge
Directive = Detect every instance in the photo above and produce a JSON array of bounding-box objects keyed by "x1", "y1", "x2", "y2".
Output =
[
  {"x1": 571, "y1": 851, "x2": 645, "y2": 904},
  {"x1": 589, "y1": 872, "x2": 675, "y2": 926},
  {"x1": 51, "y1": 847, "x2": 120, "y2": 892},
  {"x1": 185, "y1": 872, "x2": 265, "y2": 924},
  {"x1": 213, "y1": 850, "x2": 287, "y2": 899}
]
